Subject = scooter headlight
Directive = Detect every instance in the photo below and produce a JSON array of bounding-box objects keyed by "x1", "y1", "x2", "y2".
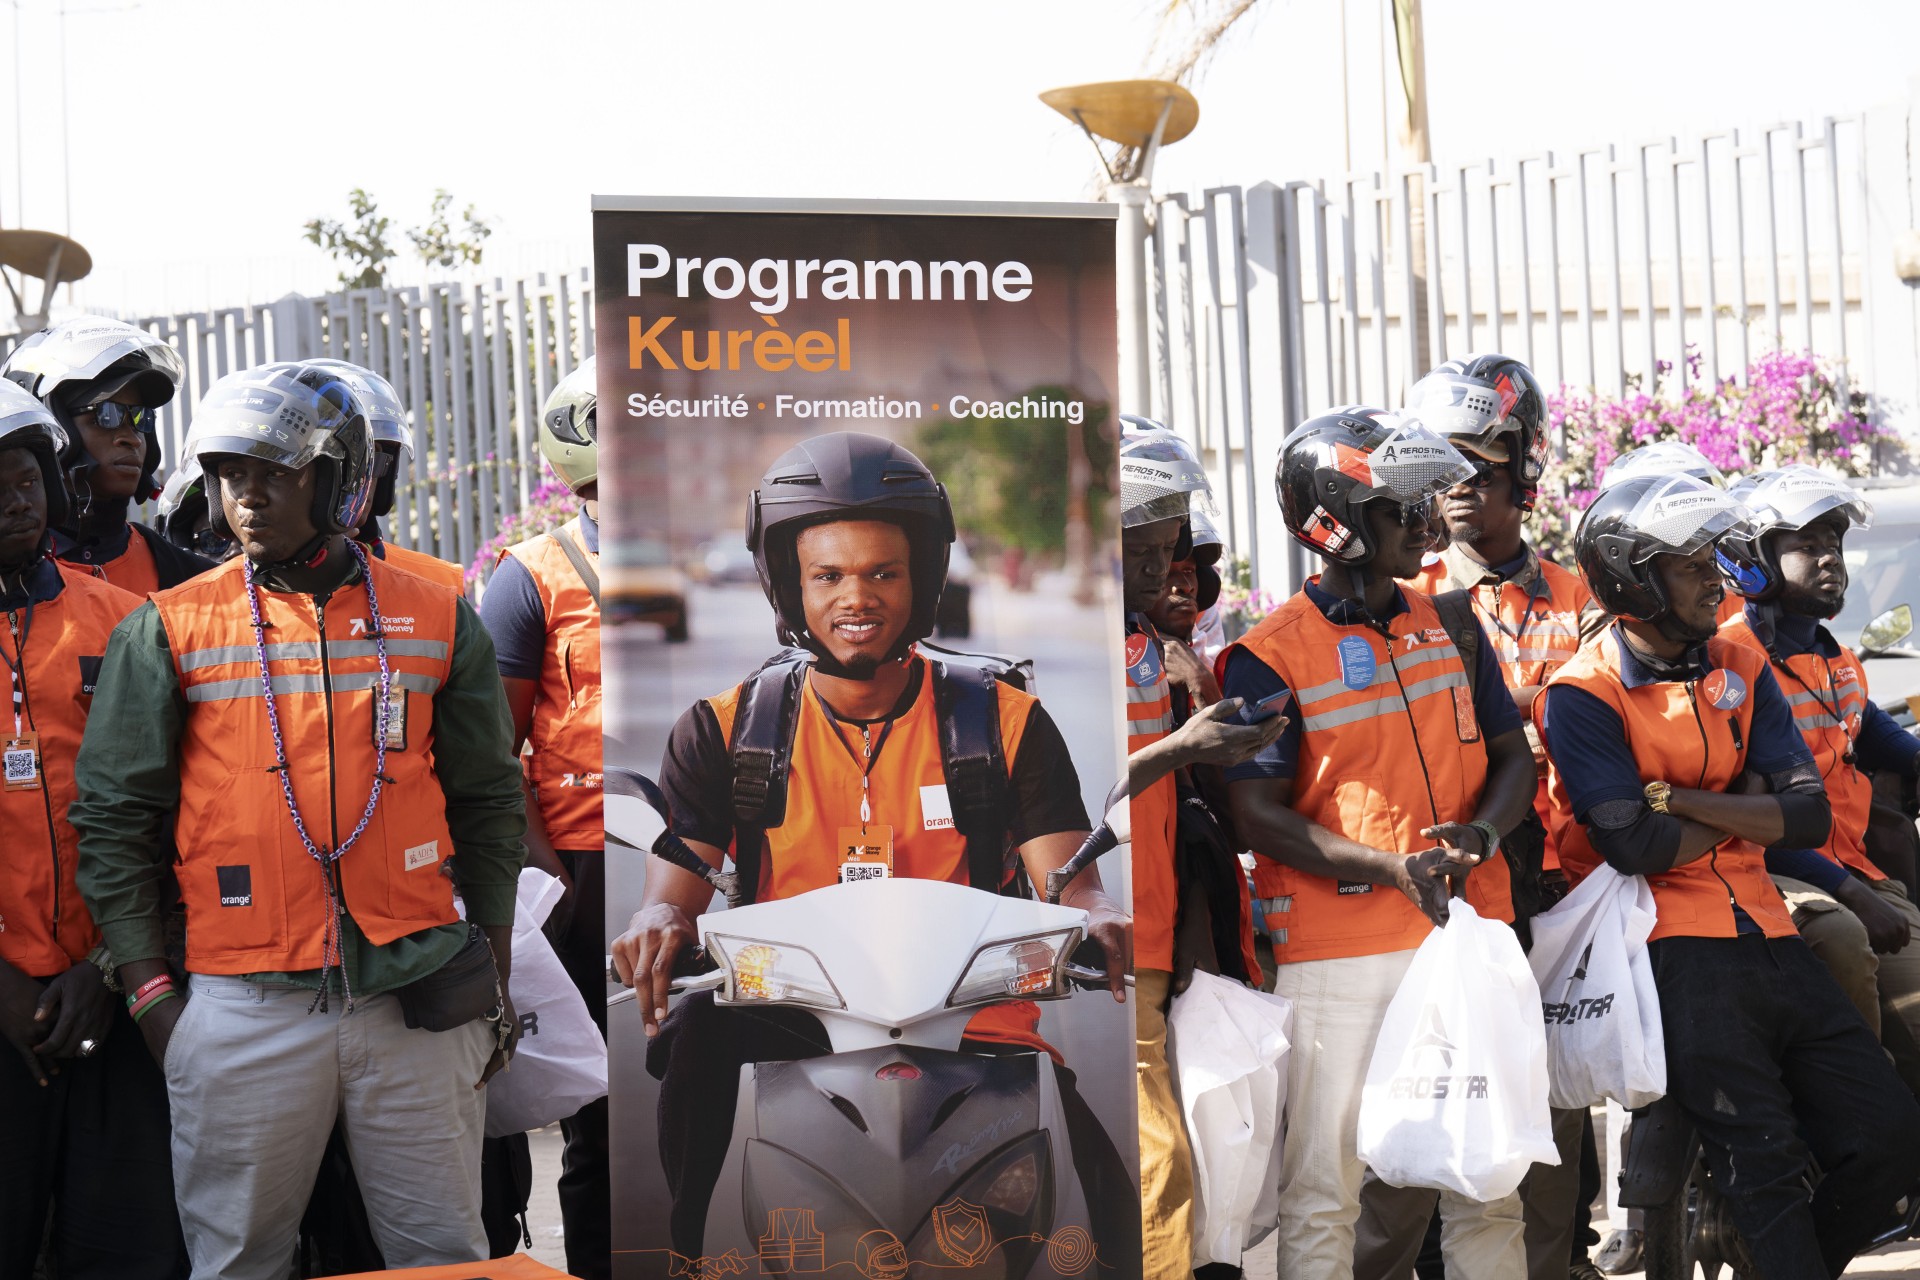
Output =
[
  {"x1": 708, "y1": 935, "x2": 844, "y2": 1010},
  {"x1": 946, "y1": 928, "x2": 1081, "y2": 1008}
]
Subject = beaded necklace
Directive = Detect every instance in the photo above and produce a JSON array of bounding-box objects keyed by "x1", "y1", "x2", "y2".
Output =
[{"x1": 244, "y1": 538, "x2": 392, "y2": 1012}]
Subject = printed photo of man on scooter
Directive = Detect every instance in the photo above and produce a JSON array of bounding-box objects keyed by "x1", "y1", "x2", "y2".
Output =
[{"x1": 603, "y1": 428, "x2": 1142, "y2": 1280}]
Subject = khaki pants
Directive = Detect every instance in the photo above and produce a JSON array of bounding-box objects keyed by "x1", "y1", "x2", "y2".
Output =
[
  {"x1": 166, "y1": 975, "x2": 493, "y2": 1280},
  {"x1": 1774, "y1": 873, "x2": 1920, "y2": 1069},
  {"x1": 1138, "y1": 967, "x2": 1195, "y2": 1278},
  {"x1": 1274, "y1": 948, "x2": 1525, "y2": 1280}
]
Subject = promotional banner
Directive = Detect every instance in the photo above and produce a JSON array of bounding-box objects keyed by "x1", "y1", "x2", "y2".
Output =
[{"x1": 592, "y1": 197, "x2": 1135, "y2": 1280}]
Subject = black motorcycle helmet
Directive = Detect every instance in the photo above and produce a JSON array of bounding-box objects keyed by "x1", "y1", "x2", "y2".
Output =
[
  {"x1": 746, "y1": 431, "x2": 955, "y2": 676},
  {"x1": 192, "y1": 363, "x2": 377, "y2": 565},
  {"x1": 1277, "y1": 407, "x2": 1475, "y2": 564},
  {"x1": 1406, "y1": 353, "x2": 1550, "y2": 507},
  {"x1": 1575, "y1": 473, "x2": 1747, "y2": 622},
  {"x1": 1715, "y1": 465, "x2": 1870, "y2": 611}
]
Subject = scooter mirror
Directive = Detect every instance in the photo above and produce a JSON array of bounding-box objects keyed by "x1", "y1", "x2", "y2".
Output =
[{"x1": 603, "y1": 768, "x2": 670, "y2": 853}]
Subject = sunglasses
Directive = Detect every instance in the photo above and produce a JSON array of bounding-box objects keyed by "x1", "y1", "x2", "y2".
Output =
[
  {"x1": 1376, "y1": 496, "x2": 1435, "y2": 529},
  {"x1": 82, "y1": 402, "x2": 155, "y2": 432},
  {"x1": 1462, "y1": 464, "x2": 1500, "y2": 489}
]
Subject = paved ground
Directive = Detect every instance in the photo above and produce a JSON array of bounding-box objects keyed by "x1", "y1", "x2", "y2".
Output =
[{"x1": 524, "y1": 1123, "x2": 570, "y2": 1272}]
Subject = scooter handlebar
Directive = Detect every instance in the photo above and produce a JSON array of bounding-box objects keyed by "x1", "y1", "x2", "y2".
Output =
[{"x1": 1063, "y1": 962, "x2": 1134, "y2": 990}]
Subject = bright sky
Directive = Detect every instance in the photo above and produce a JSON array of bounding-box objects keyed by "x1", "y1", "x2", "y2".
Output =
[{"x1": 6, "y1": 0, "x2": 1918, "y2": 315}]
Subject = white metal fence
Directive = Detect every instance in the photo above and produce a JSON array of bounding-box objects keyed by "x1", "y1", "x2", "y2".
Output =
[
  {"x1": 1144, "y1": 101, "x2": 1916, "y2": 597},
  {"x1": 1, "y1": 267, "x2": 596, "y2": 576}
]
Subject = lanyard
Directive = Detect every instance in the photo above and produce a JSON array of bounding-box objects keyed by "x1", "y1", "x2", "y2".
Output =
[
  {"x1": 812, "y1": 684, "x2": 899, "y2": 834},
  {"x1": 1773, "y1": 650, "x2": 1856, "y2": 766},
  {"x1": 1474, "y1": 575, "x2": 1548, "y2": 651},
  {"x1": 0, "y1": 601, "x2": 36, "y2": 737},
  {"x1": 245, "y1": 540, "x2": 392, "y2": 1011}
]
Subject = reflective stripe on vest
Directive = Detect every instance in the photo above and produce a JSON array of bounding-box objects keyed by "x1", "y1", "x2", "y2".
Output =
[
  {"x1": 1720, "y1": 617, "x2": 1880, "y2": 879},
  {"x1": 1542, "y1": 629, "x2": 1796, "y2": 940},
  {"x1": 500, "y1": 517, "x2": 603, "y2": 849},
  {"x1": 1225, "y1": 587, "x2": 1509, "y2": 965},
  {"x1": 0, "y1": 567, "x2": 140, "y2": 977},
  {"x1": 153, "y1": 555, "x2": 463, "y2": 973}
]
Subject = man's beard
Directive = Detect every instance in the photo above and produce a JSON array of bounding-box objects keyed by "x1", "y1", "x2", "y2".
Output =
[
  {"x1": 1448, "y1": 519, "x2": 1486, "y2": 547},
  {"x1": 1779, "y1": 580, "x2": 1844, "y2": 621}
]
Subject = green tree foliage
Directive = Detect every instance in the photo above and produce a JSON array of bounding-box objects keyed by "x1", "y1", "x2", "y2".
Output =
[
  {"x1": 303, "y1": 188, "x2": 395, "y2": 291},
  {"x1": 916, "y1": 388, "x2": 1112, "y2": 557},
  {"x1": 408, "y1": 189, "x2": 494, "y2": 272},
  {"x1": 304, "y1": 188, "x2": 494, "y2": 290}
]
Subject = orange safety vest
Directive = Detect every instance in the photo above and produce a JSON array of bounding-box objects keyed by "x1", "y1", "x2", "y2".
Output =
[
  {"x1": 708, "y1": 659, "x2": 1050, "y2": 1056},
  {"x1": 377, "y1": 540, "x2": 468, "y2": 595},
  {"x1": 153, "y1": 555, "x2": 465, "y2": 973},
  {"x1": 0, "y1": 565, "x2": 140, "y2": 977},
  {"x1": 62, "y1": 525, "x2": 160, "y2": 597},
  {"x1": 1720, "y1": 614, "x2": 1880, "y2": 880},
  {"x1": 1126, "y1": 621, "x2": 1181, "y2": 973},
  {"x1": 498, "y1": 518, "x2": 602, "y2": 850},
  {"x1": 1408, "y1": 546, "x2": 1599, "y2": 868},
  {"x1": 1222, "y1": 586, "x2": 1510, "y2": 965},
  {"x1": 1540, "y1": 631, "x2": 1797, "y2": 941}
]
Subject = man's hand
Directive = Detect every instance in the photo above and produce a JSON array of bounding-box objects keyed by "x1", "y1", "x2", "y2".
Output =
[
  {"x1": 0, "y1": 963, "x2": 51, "y2": 1085},
  {"x1": 1164, "y1": 699, "x2": 1288, "y2": 769},
  {"x1": 1420, "y1": 821, "x2": 1491, "y2": 869},
  {"x1": 33, "y1": 964, "x2": 116, "y2": 1062},
  {"x1": 1162, "y1": 638, "x2": 1222, "y2": 709},
  {"x1": 1395, "y1": 848, "x2": 1475, "y2": 927},
  {"x1": 611, "y1": 903, "x2": 700, "y2": 1037},
  {"x1": 133, "y1": 991, "x2": 185, "y2": 1071},
  {"x1": 477, "y1": 991, "x2": 520, "y2": 1088},
  {"x1": 1837, "y1": 878, "x2": 1913, "y2": 954},
  {"x1": 1079, "y1": 899, "x2": 1134, "y2": 1002}
]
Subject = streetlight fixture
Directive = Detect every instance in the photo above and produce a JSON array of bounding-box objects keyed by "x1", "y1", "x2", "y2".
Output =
[
  {"x1": 0, "y1": 227, "x2": 91, "y2": 331},
  {"x1": 1039, "y1": 78, "x2": 1199, "y2": 419}
]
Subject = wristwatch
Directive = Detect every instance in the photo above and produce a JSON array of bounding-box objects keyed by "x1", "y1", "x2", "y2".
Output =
[
  {"x1": 1644, "y1": 780, "x2": 1673, "y2": 814},
  {"x1": 85, "y1": 942, "x2": 120, "y2": 992},
  {"x1": 1467, "y1": 820, "x2": 1502, "y2": 861}
]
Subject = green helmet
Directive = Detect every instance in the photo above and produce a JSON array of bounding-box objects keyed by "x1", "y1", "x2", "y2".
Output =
[{"x1": 539, "y1": 358, "x2": 596, "y2": 495}]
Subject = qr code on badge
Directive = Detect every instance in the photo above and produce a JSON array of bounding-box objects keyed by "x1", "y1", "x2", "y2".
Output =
[
  {"x1": 840, "y1": 863, "x2": 888, "y2": 883},
  {"x1": 4, "y1": 750, "x2": 33, "y2": 783}
]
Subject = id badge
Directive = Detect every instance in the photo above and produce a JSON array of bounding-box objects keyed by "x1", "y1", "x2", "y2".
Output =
[
  {"x1": 3, "y1": 733, "x2": 39, "y2": 791},
  {"x1": 374, "y1": 689, "x2": 408, "y2": 751},
  {"x1": 837, "y1": 825, "x2": 894, "y2": 883}
]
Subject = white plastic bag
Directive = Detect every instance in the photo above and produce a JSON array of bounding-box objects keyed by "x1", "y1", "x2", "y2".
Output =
[
  {"x1": 482, "y1": 868, "x2": 609, "y2": 1138},
  {"x1": 1357, "y1": 899, "x2": 1557, "y2": 1201},
  {"x1": 1168, "y1": 970, "x2": 1294, "y2": 1266},
  {"x1": 1526, "y1": 864, "x2": 1666, "y2": 1110}
]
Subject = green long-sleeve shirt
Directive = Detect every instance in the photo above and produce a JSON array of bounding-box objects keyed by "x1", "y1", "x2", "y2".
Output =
[{"x1": 71, "y1": 570, "x2": 527, "y2": 996}]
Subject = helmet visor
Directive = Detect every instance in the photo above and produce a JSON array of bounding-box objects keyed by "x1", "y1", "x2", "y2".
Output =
[
  {"x1": 1120, "y1": 428, "x2": 1215, "y2": 527},
  {"x1": 1621, "y1": 476, "x2": 1747, "y2": 561},
  {"x1": 1749, "y1": 466, "x2": 1872, "y2": 535},
  {"x1": 1362, "y1": 417, "x2": 1477, "y2": 502},
  {"x1": 0, "y1": 382, "x2": 65, "y2": 450},
  {"x1": 1602, "y1": 441, "x2": 1727, "y2": 489},
  {"x1": 190, "y1": 376, "x2": 353, "y2": 471},
  {"x1": 1407, "y1": 370, "x2": 1511, "y2": 441},
  {"x1": 4, "y1": 319, "x2": 184, "y2": 394}
]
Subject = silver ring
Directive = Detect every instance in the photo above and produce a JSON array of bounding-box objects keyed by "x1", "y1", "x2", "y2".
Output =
[{"x1": 77, "y1": 1038, "x2": 98, "y2": 1057}]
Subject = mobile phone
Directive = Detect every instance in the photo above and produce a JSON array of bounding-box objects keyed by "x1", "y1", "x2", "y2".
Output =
[{"x1": 1236, "y1": 689, "x2": 1293, "y2": 725}]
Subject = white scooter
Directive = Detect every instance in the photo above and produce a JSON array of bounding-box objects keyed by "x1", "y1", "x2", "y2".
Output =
[{"x1": 607, "y1": 769, "x2": 1132, "y2": 1279}]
